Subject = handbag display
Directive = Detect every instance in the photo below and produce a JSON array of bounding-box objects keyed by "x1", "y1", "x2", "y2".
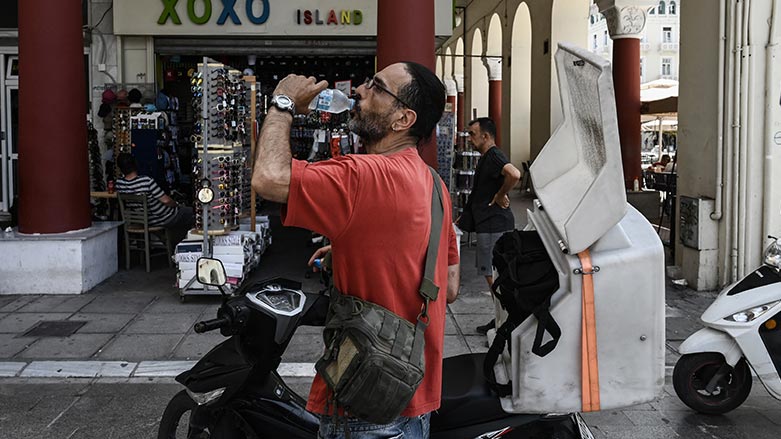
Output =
[{"x1": 315, "y1": 167, "x2": 445, "y2": 425}]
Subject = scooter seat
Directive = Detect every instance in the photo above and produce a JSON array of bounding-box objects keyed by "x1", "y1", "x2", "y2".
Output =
[{"x1": 433, "y1": 353, "x2": 508, "y2": 429}]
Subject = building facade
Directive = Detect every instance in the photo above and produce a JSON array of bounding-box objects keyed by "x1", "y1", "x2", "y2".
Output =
[{"x1": 589, "y1": 0, "x2": 680, "y2": 83}]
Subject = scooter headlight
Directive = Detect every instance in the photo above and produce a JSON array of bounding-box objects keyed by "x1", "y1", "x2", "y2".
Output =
[
  {"x1": 186, "y1": 387, "x2": 226, "y2": 406},
  {"x1": 764, "y1": 238, "x2": 781, "y2": 271},
  {"x1": 725, "y1": 301, "x2": 780, "y2": 322}
]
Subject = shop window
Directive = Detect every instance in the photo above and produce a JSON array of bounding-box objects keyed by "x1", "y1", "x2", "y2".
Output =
[
  {"x1": 662, "y1": 58, "x2": 673, "y2": 76},
  {"x1": 658, "y1": 1, "x2": 666, "y2": 14},
  {"x1": 669, "y1": 1, "x2": 677, "y2": 14},
  {"x1": 663, "y1": 27, "x2": 673, "y2": 43}
]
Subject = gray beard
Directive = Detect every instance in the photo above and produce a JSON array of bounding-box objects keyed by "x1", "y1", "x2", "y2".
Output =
[{"x1": 348, "y1": 108, "x2": 393, "y2": 149}]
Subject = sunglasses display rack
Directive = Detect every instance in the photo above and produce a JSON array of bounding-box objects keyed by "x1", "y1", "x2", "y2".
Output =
[
  {"x1": 178, "y1": 59, "x2": 266, "y2": 299},
  {"x1": 451, "y1": 131, "x2": 477, "y2": 228},
  {"x1": 190, "y1": 60, "x2": 253, "y2": 235},
  {"x1": 111, "y1": 107, "x2": 144, "y2": 175}
]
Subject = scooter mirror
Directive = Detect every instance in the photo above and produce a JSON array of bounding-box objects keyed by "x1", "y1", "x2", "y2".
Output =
[{"x1": 197, "y1": 257, "x2": 227, "y2": 287}]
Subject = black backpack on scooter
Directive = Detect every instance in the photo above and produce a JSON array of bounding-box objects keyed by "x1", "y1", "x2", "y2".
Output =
[{"x1": 484, "y1": 230, "x2": 562, "y2": 396}]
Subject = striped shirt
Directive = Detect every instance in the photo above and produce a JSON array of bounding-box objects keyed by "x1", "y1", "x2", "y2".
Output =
[{"x1": 115, "y1": 175, "x2": 176, "y2": 226}]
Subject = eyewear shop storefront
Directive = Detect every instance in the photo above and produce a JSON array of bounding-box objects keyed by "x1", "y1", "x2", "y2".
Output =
[{"x1": 111, "y1": 0, "x2": 453, "y2": 94}]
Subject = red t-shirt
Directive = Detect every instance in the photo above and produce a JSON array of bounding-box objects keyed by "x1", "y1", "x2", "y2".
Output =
[{"x1": 282, "y1": 147, "x2": 460, "y2": 418}]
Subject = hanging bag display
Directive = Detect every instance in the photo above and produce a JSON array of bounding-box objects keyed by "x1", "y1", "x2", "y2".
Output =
[{"x1": 315, "y1": 168, "x2": 444, "y2": 425}]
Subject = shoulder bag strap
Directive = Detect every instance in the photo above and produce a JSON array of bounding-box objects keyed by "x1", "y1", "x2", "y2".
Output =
[{"x1": 419, "y1": 167, "x2": 444, "y2": 304}]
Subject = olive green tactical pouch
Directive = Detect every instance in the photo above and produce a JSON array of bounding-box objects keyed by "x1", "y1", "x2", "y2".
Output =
[{"x1": 315, "y1": 293, "x2": 426, "y2": 424}]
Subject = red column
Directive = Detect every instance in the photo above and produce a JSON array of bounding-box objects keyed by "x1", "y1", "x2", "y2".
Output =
[
  {"x1": 489, "y1": 80, "x2": 502, "y2": 147},
  {"x1": 456, "y1": 91, "x2": 465, "y2": 133},
  {"x1": 18, "y1": 0, "x2": 89, "y2": 233},
  {"x1": 612, "y1": 38, "x2": 642, "y2": 190},
  {"x1": 377, "y1": 0, "x2": 437, "y2": 168}
]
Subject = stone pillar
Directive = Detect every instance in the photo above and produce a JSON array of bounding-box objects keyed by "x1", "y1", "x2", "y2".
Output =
[
  {"x1": 377, "y1": 0, "x2": 437, "y2": 167},
  {"x1": 453, "y1": 74, "x2": 465, "y2": 133},
  {"x1": 484, "y1": 57, "x2": 503, "y2": 148},
  {"x1": 18, "y1": 0, "x2": 90, "y2": 233},
  {"x1": 596, "y1": 0, "x2": 655, "y2": 190}
]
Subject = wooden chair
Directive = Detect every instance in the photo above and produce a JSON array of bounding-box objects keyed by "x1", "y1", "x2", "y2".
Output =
[{"x1": 117, "y1": 192, "x2": 173, "y2": 272}]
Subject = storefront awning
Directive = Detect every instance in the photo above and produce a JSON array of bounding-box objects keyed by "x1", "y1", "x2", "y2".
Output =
[
  {"x1": 154, "y1": 37, "x2": 377, "y2": 57},
  {"x1": 640, "y1": 79, "x2": 678, "y2": 115}
]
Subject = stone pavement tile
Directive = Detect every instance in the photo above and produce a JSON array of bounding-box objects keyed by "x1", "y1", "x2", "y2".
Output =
[
  {"x1": 281, "y1": 332, "x2": 324, "y2": 363},
  {"x1": 16, "y1": 295, "x2": 95, "y2": 313},
  {"x1": 591, "y1": 424, "x2": 679, "y2": 438},
  {"x1": 16, "y1": 334, "x2": 113, "y2": 359},
  {"x1": 0, "y1": 312, "x2": 73, "y2": 333},
  {"x1": 444, "y1": 313, "x2": 458, "y2": 335},
  {"x1": 57, "y1": 389, "x2": 173, "y2": 438},
  {"x1": 447, "y1": 293, "x2": 494, "y2": 315},
  {"x1": 757, "y1": 409, "x2": 781, "y2": 425},
  {"x1": 122, "y1": 313, "x2": 200, "y2": 334},
  {"x1": 0, "y1": 334, "x2": 37, "y2": 358},
  {"x1": 294, "y1": 324, "x2": 323, "y2": 335},
  {"x1": 464, "y1": 335, "x2": 489, "y2": 353},
  {"x1": 0, "y1": 362, "x2": 25, "y2": 377},
  {"x1": 443, "y1": 334, "x2": 470, "y2": 358},
  {"x1": 78, "y1": 292, "x2": 156, "y2": 314},
  {"x1": 134, "y1": 360, "x2": 196, "y2": 376},
  {"x1": 21, "y1": 361, "x2": 136, "y2": 378},
  {"x1": 0, "y1": 295, "x2": 36, "y2": 312},
  {"x1": 451, "y1": 313, "x2": 494, "y2": 336},
  {"x1": 144, "y1": 294, "x2": 216, "y2": 313},
  {"x1": 666, "y1": 316, "x2": 703, "y2": 341},
  {"x1": 581, "y1": 409, "x2": 634, "y2": 427},
  {"x1": 173, "y1": 332, "x2": 228, "y2": 360},
  {"x1": 96, "y1": 334, "x2": 184, "y2": 361},
  {"x1": 623, "y1": 409, "x2": 690, "y2": 426},
  {"x1": 744, "y1": 395, "x2": 781, "y2": 411},
  {"x1": 0, "y1": 393, "x2": 75, "y2": 436},
  {"x1": 68, "y1": 312, "x2": 135, "y2": 333}
]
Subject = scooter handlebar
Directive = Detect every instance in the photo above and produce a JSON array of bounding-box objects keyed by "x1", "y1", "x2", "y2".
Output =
[{"x1": 194, "y1": 317, "x2": 230, "y2": 333}]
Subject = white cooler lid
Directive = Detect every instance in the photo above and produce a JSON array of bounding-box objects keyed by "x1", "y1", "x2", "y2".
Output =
[{"x1": 530, "y1": 43, "x2": 627, "y2": 255}]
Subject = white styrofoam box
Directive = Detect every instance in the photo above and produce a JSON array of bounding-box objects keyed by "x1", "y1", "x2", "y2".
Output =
[
  {"x1": 212, "y1": 245, "x2": 246, "y2": 256},
  {"x1": 177, "y1": 262, "x2": 196, "y2": 272},
  {"x1": 222, "y1": 262, "x2": 245, "y2": 278},
  {"x1": 214, "y1": 253, "x2": 245, "y2": 265},
  {"x1": 529, "y1": 43, "x2": 627, "y2": 255},
  {"x1": 178, "y1": 269, "x2": 197, "y2": 282}
]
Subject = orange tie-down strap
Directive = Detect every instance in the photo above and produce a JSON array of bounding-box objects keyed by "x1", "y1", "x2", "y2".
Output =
[{"x1": 578, "y1": 249, "x2": 600, "y2": 412}]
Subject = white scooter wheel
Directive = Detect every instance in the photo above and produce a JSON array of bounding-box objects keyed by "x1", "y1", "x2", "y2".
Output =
[{"x1": 672, "y1": 353, "x2": 752, "y2": 415}]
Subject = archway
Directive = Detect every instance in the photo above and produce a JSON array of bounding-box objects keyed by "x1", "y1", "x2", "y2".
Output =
[
  {"x1": 511, "y1": 2, "x2": 532, "y2": 167},
  {"x1": 550, "y1": 0, "x2": 589, "y2": 133},
  {"x1": 470, "y1": 28, "x2": 489, "y2": 122}
]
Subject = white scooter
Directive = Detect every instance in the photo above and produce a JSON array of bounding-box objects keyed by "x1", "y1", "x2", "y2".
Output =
[{"x1": 673, "y1": 236, "x2": 781, "y2": 414}]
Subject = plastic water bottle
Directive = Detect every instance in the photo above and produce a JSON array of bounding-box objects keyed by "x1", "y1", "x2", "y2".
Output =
[{"x1": 308, "y1": 89, "x2": 354, "y2": 113}]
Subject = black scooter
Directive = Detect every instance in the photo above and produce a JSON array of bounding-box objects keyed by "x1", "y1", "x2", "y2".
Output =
[{"x1": 157, "y1": 258, "x2": 593, "y2": 439}]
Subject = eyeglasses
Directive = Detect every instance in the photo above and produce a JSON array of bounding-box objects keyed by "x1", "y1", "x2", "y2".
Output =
[{"x1": 363, "y1": 76, "x2": 412, "y2": 109}]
